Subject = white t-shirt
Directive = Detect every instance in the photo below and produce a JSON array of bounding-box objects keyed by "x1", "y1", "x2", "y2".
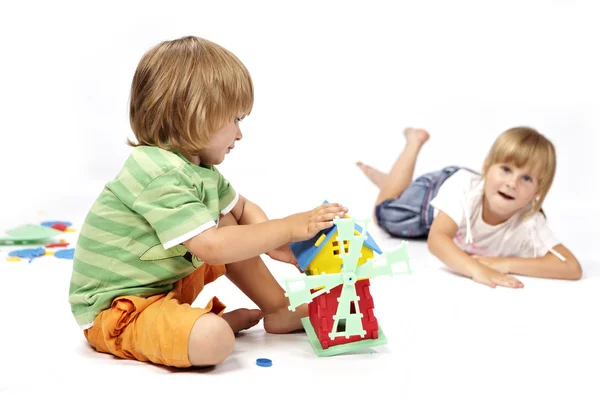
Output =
[{"x1": 429, "y1": 169, "x2": 562, "y2": 259}]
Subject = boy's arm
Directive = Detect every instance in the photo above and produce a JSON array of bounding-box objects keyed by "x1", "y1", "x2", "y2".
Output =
[
  {"x1": 229, "y1": 195, "x2": 268, "y2": 225},
  {"x1": 473, "y1": 245, "x2": 582, "y2": 280},
  {"x1": 184, "y1": 202, "x2": 347, "y2": 266},
  {"x1": 184, "y1": 218, "x2": 290, "y2": 265},
  {"x1": 427, "y1": 211, "x2": 524, "y2": 288}
]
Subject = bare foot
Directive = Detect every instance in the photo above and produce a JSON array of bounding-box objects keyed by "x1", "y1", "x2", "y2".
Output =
[
  {"x1": 404, "y1": 127, "x2": 430, "y2": 146},
  {"x1": 356, "y1": 162, "x2": 388, "y2": 189},
  {"x1": 221, "y1": 308, "x2": 263, "y2": 334},
  {"x1": 263, "y1": 304, "x2": 308, "y2": 334}
]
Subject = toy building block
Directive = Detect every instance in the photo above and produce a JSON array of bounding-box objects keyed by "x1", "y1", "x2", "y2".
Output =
[
  {"x1": 283, "y1": 211, "x2": 411, "y2": 357},
  {"x1": 309, "y1": 278, "x2": 380, "y2": 350},
  {"x1": 0, "y1": 224, "x2": 64, "y2": 245}
]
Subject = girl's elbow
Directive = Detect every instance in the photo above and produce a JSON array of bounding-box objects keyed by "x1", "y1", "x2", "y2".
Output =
[
  {"x1": 559, "y1": 258, "x2": 582, "y2": 280},
  {"x1": 568, "y1": 261, "x2": 582, "y2": 280},
  {"x1": 427, "y1": 234, "x2": 436, "y2": 254},
  {"x1": 427, "y1": 232, "x2": 445, "y2": 255}
]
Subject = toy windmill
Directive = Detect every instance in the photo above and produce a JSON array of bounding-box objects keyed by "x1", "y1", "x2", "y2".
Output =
[{"x1": 283, "y1": 214, "x2": 411, "y2": 356}]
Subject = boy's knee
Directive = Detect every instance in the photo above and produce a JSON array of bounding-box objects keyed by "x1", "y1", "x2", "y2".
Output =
[{"x1": 188, "y1": 313, "x2": 235, "y2": 367}]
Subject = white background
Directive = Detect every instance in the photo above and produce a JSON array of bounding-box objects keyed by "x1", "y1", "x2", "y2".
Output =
[{"x1": 1, "y1": 1, "x2": 599, "y2": 399}]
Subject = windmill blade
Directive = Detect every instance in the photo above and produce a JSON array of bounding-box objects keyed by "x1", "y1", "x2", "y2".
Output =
[
  {"x1": 338, "y1": 234, "x2": 365, "y2": 274},
  {"x1": 328, "y1": 278, "x2": 366, "y2": 340},
  {"x1": 356, "y1": 240, "x2": 411, "y2": 279},
  {"x1": 283, "y1": 273, "x2": 344, "y2": 311},
  {"x1": 334, "y1": 216, "x2": 367, "y2": 274}
]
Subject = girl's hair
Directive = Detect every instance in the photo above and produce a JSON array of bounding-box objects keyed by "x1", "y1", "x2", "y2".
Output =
[
  {"x1": 127, "y1": 36, "x2": 254, "y2": 155},
  {"x1": 482, "y1": 126, "x2": 556, "y2": 217}
]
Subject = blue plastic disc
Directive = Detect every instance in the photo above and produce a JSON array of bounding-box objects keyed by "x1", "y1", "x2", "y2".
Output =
[
  {"x1": 256, "y1": 358, "x2": 272, "y2": 367},
  {"x1": 41, "y1": 221, "x2": 72, "y2": 227},
  {"x1": 9, "y1": 247, "x2": 45, "y2": 259},
  {"x1": 55, "y1": 248, "x2": 75, "y2": 260}
]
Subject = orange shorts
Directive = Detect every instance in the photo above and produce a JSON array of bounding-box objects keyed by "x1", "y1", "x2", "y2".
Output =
[{"x1": 84, "y1": 264, "x2": 227, "y2": 368}]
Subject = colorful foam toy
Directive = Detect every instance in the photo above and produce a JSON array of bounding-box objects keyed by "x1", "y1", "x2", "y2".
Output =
[
  {"x1": 8, "y1": 247, "x2": 46, "y2": 262},
  {"x1": 283, "y1": 202, "x2": 412, "y2": 357},
  {"x1": 2, "y1": 221, "x2": 75, "y2": 262}
]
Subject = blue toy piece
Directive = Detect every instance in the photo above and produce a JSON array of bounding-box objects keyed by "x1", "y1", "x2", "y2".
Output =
[
  {"x1": 55, "y1": 249, "x2": 75, "y2": 260},
  {"x1": 41, "y1": 221, "x2": 72, "y2": 227},
  {"x1": 8, "y1": 247, "x2": 46, "y2": 262},
  {"x1": 256, "y1": 358, "x2": 272, "y2": 367},
  {"x1": 289, "y1": 200, "x2": 382, "y2": 272}
]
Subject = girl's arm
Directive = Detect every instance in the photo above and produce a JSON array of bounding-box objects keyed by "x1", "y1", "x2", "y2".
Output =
[
  {"x1": 474, "y1": 245, "x2": 582, "y2": 280},
  {"x1": 427, "y1": 211, "x2": 524, "y2": 288}
]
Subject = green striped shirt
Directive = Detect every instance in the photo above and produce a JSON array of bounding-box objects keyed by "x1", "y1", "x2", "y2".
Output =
[{"x1": 68, "y1": 146, "x2": 237, "y2": 329}]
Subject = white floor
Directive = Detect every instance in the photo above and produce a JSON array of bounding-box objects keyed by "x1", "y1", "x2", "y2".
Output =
[
  {"x1": 1, "y1": 1, "x2": 599, "y2": 398},
  {"x1": 1, "y1": 178, "x2": 599, "y2": 400}
]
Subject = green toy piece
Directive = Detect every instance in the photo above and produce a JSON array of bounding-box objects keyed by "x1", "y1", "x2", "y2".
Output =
[
  {"x1": 283, "y1": 216, "x2": 411, "y2": 356},
  {"x1": 0, "y1": 224, "x2": 64, "y2": 245},
  {"x1": 301, "y1": 318, "x2": 388, "y2": 357}
]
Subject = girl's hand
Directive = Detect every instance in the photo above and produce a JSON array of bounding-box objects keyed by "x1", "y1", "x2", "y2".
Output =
[
  {"x1": 472, "y1": 255, "x2": 510, "y2": 273},
  {"x1": 471, "y1": 264, "x2": 524, "y2": 289}
]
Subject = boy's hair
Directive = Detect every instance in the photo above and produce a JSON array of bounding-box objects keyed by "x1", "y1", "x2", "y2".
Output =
[
  {"x1": 482, "y1": 126, "x2": 557, "y2": 218},
  {"x1": 127, "y1": 36, "x2": 254, "y2": 155}
]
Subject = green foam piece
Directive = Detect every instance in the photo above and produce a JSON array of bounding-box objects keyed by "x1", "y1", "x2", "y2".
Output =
[
  {"x1": 301, "y1": 317, "x2": 388, "y2": 357},
  {"x1": 0, "y1": 224, "x2": 63, "y2": 245}
]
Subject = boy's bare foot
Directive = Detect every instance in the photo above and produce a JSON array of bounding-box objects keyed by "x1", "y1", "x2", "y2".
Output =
[
  {"x1": 356, "y1": 162, "x2": 388, "y2": 189},
  {"x1": 263, "y1": 304, "x2": 308, "y2": 334},
  {"x1": 221, "y1": 308, "x2": 263, "y2": 334},
  {"x1": 404, "y1": 127, "x2": 430, "y2": 146}
]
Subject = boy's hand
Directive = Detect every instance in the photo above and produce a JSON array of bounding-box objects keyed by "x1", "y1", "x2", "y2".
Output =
[
  {"x1": 471, "y1": 264, "x2": 524, "y2": 289},
  {"x1": 285, "y1": 203, "x2": 348, "y2": 242},
  {"x1": 267, "y1": 244, "x2": 302, "y2": 272}
]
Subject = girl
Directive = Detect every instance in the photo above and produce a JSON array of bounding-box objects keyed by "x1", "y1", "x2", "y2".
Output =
[{"x1": 357, "y1": 126, "x2": 582, "y2": 288}]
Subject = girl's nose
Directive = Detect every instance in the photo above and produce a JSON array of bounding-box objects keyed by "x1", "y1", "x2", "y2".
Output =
[{"x1": 506, "y1": 176, "x2": 517, "y2": 188}]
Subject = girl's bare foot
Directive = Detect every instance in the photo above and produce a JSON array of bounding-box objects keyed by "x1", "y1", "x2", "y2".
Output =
[
  {"x1": 404, "y1": 127, "x2": 430, "y2": 146},
  {"x1": 357, "y1": 128, "x2": 429, "y2": 188},
  {"x1": 263, "y1": 304, "x2": 308, "y2": 334},
  {"x1": 356, "y1": 162, "x2": 388, "y2": 189},
  {"x1": 221, "y1": 308, "x2": 263, "y2": 334}
]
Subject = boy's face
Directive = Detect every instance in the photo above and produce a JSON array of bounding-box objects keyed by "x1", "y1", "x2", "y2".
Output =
[
  {"x1": 198, "y1": 117, "x2": 243, "y2": 165},
  {"x1": 483, "y1": 162, "x2": 540, "y2": 222}
]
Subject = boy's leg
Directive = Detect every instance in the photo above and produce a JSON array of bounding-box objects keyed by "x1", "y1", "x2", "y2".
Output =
[
  {"x1": 357, "y1": 128, "x2": 430, "y2": 220},
  {"x1": 218, "y1": 212, "x2": 308, "y2": 334},
  {"x1": 188, "y1": 312, "x2": 236, "y2": 367},
  {"x1": 83, "y1": 290, "x2": 236, "y2": 368}
]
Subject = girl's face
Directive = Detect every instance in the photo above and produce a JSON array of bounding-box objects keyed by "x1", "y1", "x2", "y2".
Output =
[
  {"x1": 197, "y1": 116, "x2": 244, "y2": 165},
  {"x1": 482, "y1": 162, "x2": 540, "y2": 224}
]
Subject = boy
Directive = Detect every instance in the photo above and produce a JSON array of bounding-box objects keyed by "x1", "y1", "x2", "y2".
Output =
[{"x1": 68, "y1": 36, "x2": 347, "y2": 368}]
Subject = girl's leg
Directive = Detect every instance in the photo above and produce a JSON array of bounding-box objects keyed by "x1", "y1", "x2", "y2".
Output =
[{"x1": 357, "y1": 127, "x2": 430, "y2": 211}]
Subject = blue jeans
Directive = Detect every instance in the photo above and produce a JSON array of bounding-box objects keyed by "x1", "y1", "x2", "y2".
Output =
[{"x1": 375, "y1": 166, "x2": 475, "y2": 238}]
